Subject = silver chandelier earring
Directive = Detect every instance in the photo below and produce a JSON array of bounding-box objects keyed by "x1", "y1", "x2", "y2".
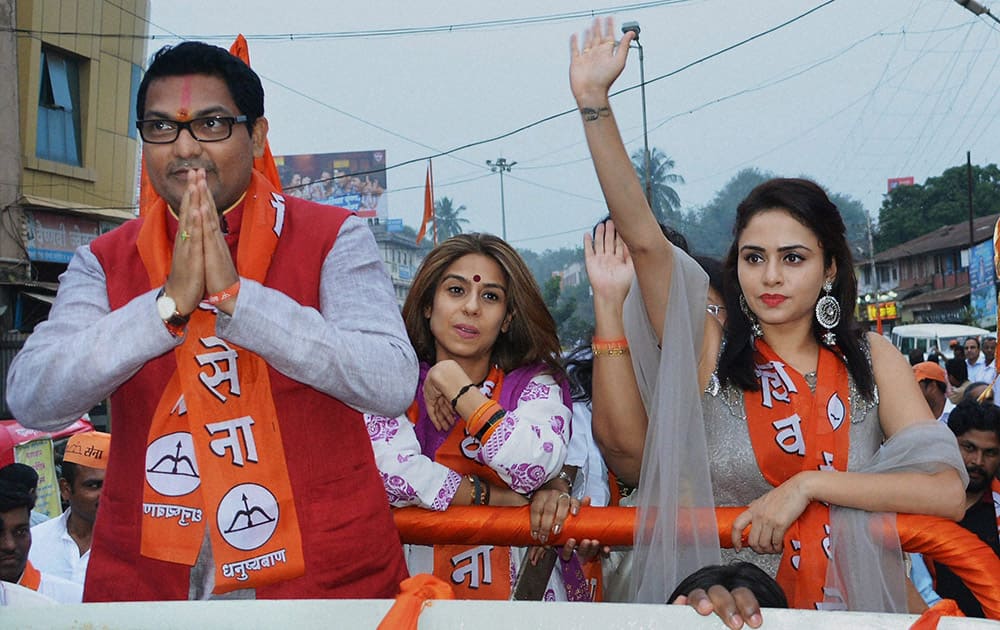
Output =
[
  {"x1": 815, "y1": 279, "x2": 841, "y2": 346},
  {"x1": 739, "y1": 294, "x2": 763, "y2": 340}
]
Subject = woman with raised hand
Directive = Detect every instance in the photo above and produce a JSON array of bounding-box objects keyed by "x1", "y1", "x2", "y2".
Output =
[
  {"x1": 365, "y1": 233, "x2": 585, "y2": 601},
  {"x1": 569, "y1": 16, "x2": 967, "y2": 623}
]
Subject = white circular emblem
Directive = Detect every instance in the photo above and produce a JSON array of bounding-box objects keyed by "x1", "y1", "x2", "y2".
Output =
[
  {"x1": 217, "y1": 483, "x2": 279, "y2": 551},
  {"x1": 826, "y1": 392, "x2": 846, "y2": 432},
  {"x1": 145, "y1": 432, "x2": 200, "y2": 496}
]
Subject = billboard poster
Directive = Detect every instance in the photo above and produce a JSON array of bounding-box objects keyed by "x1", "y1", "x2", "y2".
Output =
[
  {"x1": 274, "y1": 150, "x2": 388, "y2": 220},
  {"x1": 25, "y1": 210, "x2": 102, "y2": 263},
  {"x1": 972, "y1": 285, "x2": 997, "y2": 329},
  {"x1": 887, "y1": 177, "x2": 914, "y2": 194},
  {"x1": 865, "y1": 302, "x2": 898, "y2": 321},
  {"x1": 969, "y1": 240, "x2": 997, "y2": 327},
  {"x1": 970, "y1": 239, "x2": 996, "y2": 291},
  {"x1": 15, "y1": 438, "x2": 62, "y2": 519}
]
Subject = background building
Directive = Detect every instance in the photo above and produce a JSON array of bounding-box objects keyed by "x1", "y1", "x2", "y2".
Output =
[
  {"x1": 856, "y1": 213, "x2": 999, "y2": 330},
  {"x1": 0, "y1": 0, "x2": 149, "y2": 418},
  {"x1": 372, "y1": 225, "x2": 423, "y2": 307}
]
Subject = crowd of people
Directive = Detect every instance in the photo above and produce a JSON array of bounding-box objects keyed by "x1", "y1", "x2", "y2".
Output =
[{"x1": 0, "y1": 17, "x2": 996, "y2": 626}]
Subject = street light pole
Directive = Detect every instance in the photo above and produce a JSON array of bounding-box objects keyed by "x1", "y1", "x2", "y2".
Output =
[
  {"x1": 622, "y1": 21, "x2": 652, "y2": 206},
  {"x1": 487, "y1": 157, "x2": 516, "y2": 241},
  {"x1": 955, "y1": 0, "x2": 1000, "y2": 24}
]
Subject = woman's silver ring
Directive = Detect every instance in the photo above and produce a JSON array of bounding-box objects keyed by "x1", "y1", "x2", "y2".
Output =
[{"x1": 557, "y1": 492, "x2": 571, "y2": 502}]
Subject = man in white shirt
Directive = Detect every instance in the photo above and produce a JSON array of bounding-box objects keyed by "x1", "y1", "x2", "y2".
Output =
[
  {"x1": 964, "y1": 337, "x2": 995, "y2": 385},
  {"x1": 28, "y1": 432, "x2": 107, "y2": 586},
  {"x1": 983, "y1": 336, "x2": 997, "y2": 388},
  {"x1": 0, "y1": 480, "x2": 81, "y2": 603}
]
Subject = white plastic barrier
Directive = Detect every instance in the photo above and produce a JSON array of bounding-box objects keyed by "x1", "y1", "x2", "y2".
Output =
[{"x1": 1, "y1": 599, "x2": 995, "y2": 629}]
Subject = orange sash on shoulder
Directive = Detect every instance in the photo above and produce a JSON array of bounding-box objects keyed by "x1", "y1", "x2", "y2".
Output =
[
  {"x1": 137, "y1": 171, "x2": 304, "y2": 594},
  {"x1": 745, "y1": 340, "x2": 850, "y2": 609},
  {"x1": 19, "y1": 560, "x2": 41, "y2": 591},
  {"x1": 408, "y1": 366, "x2": 512, "y2": 600}
]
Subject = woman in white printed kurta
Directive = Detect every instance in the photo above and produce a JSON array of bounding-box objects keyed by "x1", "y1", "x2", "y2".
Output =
[{"x1": 365, "y1": 233, "x2": 585, "y2": 601}]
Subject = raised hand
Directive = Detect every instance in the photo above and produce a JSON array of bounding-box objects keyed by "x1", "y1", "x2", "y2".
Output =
[
  {"x1": 584, "y1": 220, "x2": 634, "y2": 307},
  {"x1": 569, "y1": 17, "x2": 635, "y2": 105},
  {"x1": 164, "y1": 169, "x2": 208, "y2": 315},
  {"x1": 198, "y1": 173, "x2": 239, "y2": 314}
]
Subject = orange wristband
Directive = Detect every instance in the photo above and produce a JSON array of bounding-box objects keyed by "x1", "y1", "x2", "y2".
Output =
[
  {"x1": 592, "y1": 337, "x2": 629, "y2": 357},
  {"x1": 466, "y1": 400, "x2": 501, "y2": 436},
  {"x1": 474, "y1": 409, "x2": 506, "y2": 444},
  {"x1": 206, "y1": 280, "x2": 240, "y2": 305}
]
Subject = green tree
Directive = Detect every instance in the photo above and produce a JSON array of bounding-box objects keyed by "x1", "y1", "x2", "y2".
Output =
[
  {"x1": 522, "y1": 247, "x2": 583, "y2": 282},
  {"x1": 876, "y1": 163, "x2": 1000, "y2": 251},
  {"x1": 541, "y1": 275, "x2": 590, "y2": 349},
  {"x1": 631, "y1": 147, "x2": 685, "y2": 223},
  {"x1": 685, "y1": 168, "x2": 770, "y2": 257},
  {"x1": 433, "y1": 197, "x2": 470, "y2": 241},
  {"x1": 826, "y1": 192, "x2": 870, "y2": 260}
]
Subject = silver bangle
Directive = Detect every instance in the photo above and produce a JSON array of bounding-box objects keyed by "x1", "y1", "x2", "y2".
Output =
[{"x1": 556, "y1": 470, "x2": 574, "y2": 494}]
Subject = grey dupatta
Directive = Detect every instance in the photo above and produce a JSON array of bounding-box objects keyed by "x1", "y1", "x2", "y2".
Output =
[{"x1": 624, "y1": 245, "x2": 721, "y2": 603}]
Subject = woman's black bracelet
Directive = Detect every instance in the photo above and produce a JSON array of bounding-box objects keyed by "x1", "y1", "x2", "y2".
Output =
[{"x1": 450, "y1": 383, "x2": 477, "y2": 410}]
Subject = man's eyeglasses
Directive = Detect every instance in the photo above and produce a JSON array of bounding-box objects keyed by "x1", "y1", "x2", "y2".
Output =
[{"x1": 135, "y1": 115, "x2": 248, "y2": 144}]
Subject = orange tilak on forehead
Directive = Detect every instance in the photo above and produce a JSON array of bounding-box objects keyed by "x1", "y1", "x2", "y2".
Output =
[{"x1": 175, "y1": 76, "x2": 193, "y2": 121}]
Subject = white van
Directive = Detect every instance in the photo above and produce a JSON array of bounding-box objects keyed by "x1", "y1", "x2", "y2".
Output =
[{"x1": 889, "y1": 323, "x2": 991, "y2": 360}]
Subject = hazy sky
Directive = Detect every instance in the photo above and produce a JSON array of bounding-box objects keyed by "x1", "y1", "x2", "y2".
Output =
[{"x1": 146, "y1": 0, "x2": 1000, "y2": 251}]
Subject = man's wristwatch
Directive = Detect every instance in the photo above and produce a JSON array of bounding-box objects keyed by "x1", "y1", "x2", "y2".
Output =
[{"x1": 156, "y1": 288, "x2": 190, "y2": 336}]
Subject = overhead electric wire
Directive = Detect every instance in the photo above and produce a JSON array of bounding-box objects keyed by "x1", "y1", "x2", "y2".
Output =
[
  {"x1": 932, "y1": 25, "x2": 1000, "y2": 170},
  {"x1": 826, "y1": 1, "x2": 965, "y2": 197},
  {"x1": 871, "y1": 2, "x2": 969, "y2": 182},
  {"x1": 274, "y1": 0, "x2": 840, "y2": 208},
  {"x1": 897, "y1": 32, "x2": 978, "y2": 176},
  {"x1": 295, "y1": 0, "x2": 841, "y2": 180},
  {"x1": 515, "y1": 20, "x2": 976, "y2": 176},
  {"x1": 824, "y1": 0, "x2": 943, "y2": 190},
  {"x1": 11, "y1": 1, "x2": 694, "y2": 41},
  {"x1": 12, "y1": 0, "x2": 847, "y2": 237}
]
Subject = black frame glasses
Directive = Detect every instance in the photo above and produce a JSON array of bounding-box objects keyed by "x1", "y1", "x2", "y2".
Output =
[{"x1": 135, "y1": 115, "x2": 248, "y2": 144}]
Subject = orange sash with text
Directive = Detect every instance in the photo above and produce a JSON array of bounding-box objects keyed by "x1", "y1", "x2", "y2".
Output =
[
  {"x1": 137, "y1": 171, "x2": 304, "y2": 593},
  {"x1": 745, "y1": 340, "x2": 850, "y2": 609},
  {"x1": 408, "y1": 366, "x2": 512, "y2": 600}
]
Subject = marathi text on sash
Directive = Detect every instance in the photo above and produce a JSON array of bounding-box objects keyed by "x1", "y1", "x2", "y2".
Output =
[
  {"x1": 220, "y1": 548, "x2": 288, "y2": 582},
  {"x1": 142, "y1": 502, "x2": 203, "y2": 527}
]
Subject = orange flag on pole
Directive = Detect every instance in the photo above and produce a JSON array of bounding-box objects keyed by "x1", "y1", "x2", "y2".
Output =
[
  {"x1": 228, "y1": 35, "x2": 282, "y2": 191},
  {"x1": 416, "y1": 160, "x2": 434, "y2": 244}
]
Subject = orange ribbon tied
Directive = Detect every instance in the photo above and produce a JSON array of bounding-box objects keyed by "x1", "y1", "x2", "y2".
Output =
[
  {"x1": 909, "y1": 599, "x2": 965, "y2": 630},
  {"x1": 377, "y1": 574, "x2": 455, "y2": 630}
]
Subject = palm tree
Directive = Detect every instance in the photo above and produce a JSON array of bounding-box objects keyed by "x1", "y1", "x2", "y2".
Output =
[
  {"x1": 433, "y1": 197, "x2": 470, "y2": 241},
  {"x1": 631, "y1": 148, "x2": 685, "y2": 223}
]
